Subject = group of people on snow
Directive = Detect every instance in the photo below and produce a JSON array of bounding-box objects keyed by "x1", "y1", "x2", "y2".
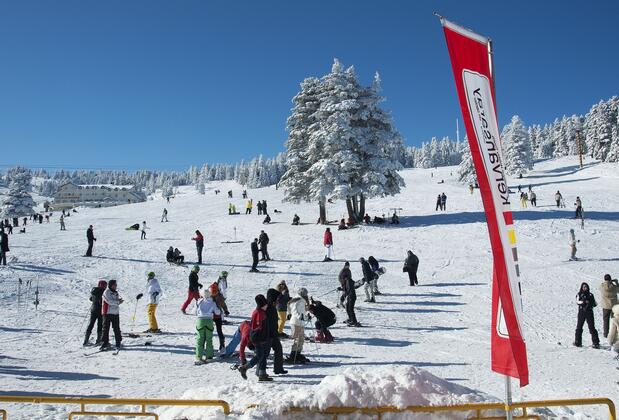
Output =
[{"x1": 435, "y1": 193, "x2": 447, "y2": 211}]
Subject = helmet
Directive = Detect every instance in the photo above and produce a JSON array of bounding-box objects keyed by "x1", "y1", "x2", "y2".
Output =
[
  {"x1": 147, "y1": 272, "x2": 155, "y2": 278},
  {"x1": 193, "y1": 265, "x2": 200, "y2": 272},
  {"x1": 220, "y1": 271, "x2": 228, "y2": 278},
  {"x1": 297, "y1": 287, "x2": 308, "y2": 298}
]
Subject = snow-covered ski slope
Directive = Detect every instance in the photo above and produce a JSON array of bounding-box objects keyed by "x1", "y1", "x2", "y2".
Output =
[{"x1": 1, "y1": 156, "x2": 618, "y2": 419}]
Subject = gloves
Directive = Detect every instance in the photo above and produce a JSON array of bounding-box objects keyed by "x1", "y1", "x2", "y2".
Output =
[
  {"x1": 225, "y1": 311, "x2": 230, "y2": 316},
  {"x1": 136, "y1": 293, "x2": 143, "y2": 300},
  {"x1": 336, "y1": 287, "x2": 342, "y2": 291}
]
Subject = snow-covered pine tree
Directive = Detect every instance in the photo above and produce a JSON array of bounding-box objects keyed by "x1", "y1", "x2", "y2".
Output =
[
  {"x1": 501, "y1": 115, "x2": 532, "y2": 176},
  {"x1": 457, "y1": 139, "x2": 476, "y2": 184},
  {"x1": 584, "y1": 96, "x2": 619, "y2": 161},
  {"x1": 552, "y1": 117, "x2": 569, "y2": 158},
  {"x1": 1, "y1": 167, "x2": 36, "y2": 218}
]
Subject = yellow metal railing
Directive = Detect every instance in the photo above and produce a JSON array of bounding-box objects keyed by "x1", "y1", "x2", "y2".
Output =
[{"x1": 0, "y1": 396, "x2": 230, "y2": 419}]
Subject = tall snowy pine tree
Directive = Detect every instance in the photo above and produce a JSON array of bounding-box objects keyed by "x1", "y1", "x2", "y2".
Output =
[{"x1": 1, "y1": 167, "x2": 36, "y2": 219}]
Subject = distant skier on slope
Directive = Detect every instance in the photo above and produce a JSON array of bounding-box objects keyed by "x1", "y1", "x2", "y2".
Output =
[
  {"x1": 85, "y1": 225, "x2": 96, "y2": 257},
  {"x1": 573, "y1": 282, "x2": 600, "y2": 349},
  {"x1": 323, "y1": 228, "x2": 334, "y2": 262},
  {"x1": 192, "y1": 230, "x2": 204, "y2": 264},
  {"x1": 250, "y1": 238, "x2": 260, "y2": 272},
  {"x1": 569, "y1": 229, "x2": 579, "y2": 261},
  {"x1": 136, "y1": 272, "x2": 161, "y2": 333}
]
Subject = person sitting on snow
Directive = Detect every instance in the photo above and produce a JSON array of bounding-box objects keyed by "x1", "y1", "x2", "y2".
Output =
[
  {"x1": 373, "y1": 214, "x2": 385, "y2": 224},
  {"x1": 292, "y1": 214, "x2": 300, "y2": 225},
  {"x1": 173, "y1": 248, "x2": 184, "y2": 264},
  {"x1": 363, "y1": 213, "x2": 371, "y2": 224},
  {"x1": 263, "y1": 214, "x2": 271, "y2": 224},
  {"x1": 308, "y1": 297, "x2": 336, "y2": 343},
  {"x1": 337, "y1": 219, "x2": 347, "y2": 230},
  {"x1": 166, "y1": 246, "x2": 175, "y2": 263},
  {"x1": 390, "y1": 212, "x2": 400, "y2": 224}
]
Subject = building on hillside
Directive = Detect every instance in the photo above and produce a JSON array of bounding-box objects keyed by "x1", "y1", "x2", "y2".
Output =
[{"x1": 52, "y1": 182, "x2": 146, "y2": 209}]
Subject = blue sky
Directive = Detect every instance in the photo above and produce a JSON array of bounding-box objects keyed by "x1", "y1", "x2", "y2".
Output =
[{"x1": 0, "y1": 1, "x2": 617, "y2": 170}]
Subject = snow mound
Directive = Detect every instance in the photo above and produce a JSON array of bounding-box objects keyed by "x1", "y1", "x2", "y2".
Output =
[{"x1": 157, "y1": 366, "x2": 493, "y2": 419}]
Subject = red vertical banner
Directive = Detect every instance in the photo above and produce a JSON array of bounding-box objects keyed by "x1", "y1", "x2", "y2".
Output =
[{"x1": 439, "y1": 17, "x2": 529, "y2": 387}]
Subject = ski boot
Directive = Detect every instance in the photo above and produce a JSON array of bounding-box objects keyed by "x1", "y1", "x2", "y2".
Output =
[
  {"x1": 314, "y1": 330, "x2": 326, "y2": 343},
  {"x1": 324, "y1": 330, "x2": 334, "y2": 343}
]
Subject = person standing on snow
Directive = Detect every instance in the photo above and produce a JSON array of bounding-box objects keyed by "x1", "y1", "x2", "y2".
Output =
[
  {"x1": 607, "y1": 304, "x2": 619, "y2": 357},
  {"x1": 574, "y1": 196, "x2": 583, "y2": 219},
  {"x1": 136, "y1": 272, "x2": 161, "y2": 333},
  {"x1": 266, "y1": 288, "x2": 288, "y2": 375},
  {"x1": 60, "y1": 215, "x2": 66, "y2": 231},
  {"x1": 262, "y1": 200, "x2": 267, "y2": 215},
  {"x1": 441, "y1": 192, "x2": 447, "y2": 211},
  {"x1": 368, "y1": 256, "x2": 382, "y2": 295},
  {"x1": 341, "y1": 262, "x2": 361, "y2": 327},
  {"x1": 0, "y1": 229, "x2": 9, "y2": 266},
  {"x1": 194, "y1": 287, "x2": 221, "y2": 365},
  {"x1": 404, "y1": 250, "x2": 420, "y2": 286},
  {"x1": 192, "y1": 230, "x2": 204, "y2": 264},
  {"x1": 257, "y1": 201, "x2": 263, "y2": 215},
  {"x1": 216, "y1": 271, "x2": 230, "y2": 306},
  {"x1": 258, "y1": 230, "x2": 270, "y2": 261},
  {"x1": 250, "y1": 238, "x2": 260, "y2": 272},
  {"x1": 161, "y1": 208, "x2": 168, "y2": 222},
  {"x1": 276, "y1": 281, "x2": 290, "y2": 338},
  {"x1": 100, "y1": 280, "x2": 124, "y2": 351},
  {"x1": 85, "y1": 225, "x2": 96, "y2": 257},
  {"x1": 360, "y1": 257, "x2": 376, "y2": 303},
  {"x1": 83, "y1": 280, "x2": 107, "y2": 346},
  {"x1": 245, "y1": 199, "x2": 253, "y2": 214},
  {"x1": 435, "y1": 194, "x2": 442, "y2": 211},
  {"x1": 569, "y1": 229, "x2": 579, "y2": 261},
  {"x1": 599, "y1": 274, "x2": 619, "y2": 337},
  {"x1": 140, "y1": 221, "x2": 147, "y2": 240},
  {"x1": 285, "y1": 288, "x2": 310, "y2": 364},
  {"x1": 573, "y1": 282, "x2": 600, "y2": 349},
  {"x1": 323, "y1": 228, "x2": 334, "y2": 262},
  {"x1": 181, "y1": 265, "x2": 202, "y2": 314},
  {"x1": 210, "y1": 283, "x2": 227, "y2": 354},
  {"x1": 555, "y1": 190, "x2": 563, "y2": 208},
  {"x1": 530, "y1": 191, "x2": 537, "y2": 207},
  {"x1": 238, "y1": 294, "x2": 273, "y2": 381}
]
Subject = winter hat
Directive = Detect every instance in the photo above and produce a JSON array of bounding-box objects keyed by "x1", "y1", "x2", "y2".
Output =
[
  {"x1": 210, "y1": 282, "x2": 219, "y2": 296},
  {"x1": 220, "y1": 271, "x2": 228, "y2": 278},
  {"x1": 297, "y1": 287, "x2": 308, "y2": 298},
  {"x1": 266, "y1": 288, "x2": 280, "y2": 304},
  {"x1": 192, "y1": 265, "x2": 200, "y2": 272},
  {"x1": 108, "y1": 279, "x2": 117, "y2": 289},
  {"x1": 255, "y1": 294, "x2": 267, "y2": 308},
  {"x1": 604, "y1": 274, "x2": 612, "y2": 282},
  {"x1": 97, "y1": 280, "x2": 108, "y2": 288},
  {"x1": 344, "y1": 261, "x2": 350, "y2": 267},
  {"x1": 148, "y1": 272, "x2": 155, "y2": 279}
]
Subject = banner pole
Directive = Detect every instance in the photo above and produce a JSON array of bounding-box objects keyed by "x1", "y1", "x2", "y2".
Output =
[{"x1": 505, "y1": 375, "x2": 513, "y2": 420}]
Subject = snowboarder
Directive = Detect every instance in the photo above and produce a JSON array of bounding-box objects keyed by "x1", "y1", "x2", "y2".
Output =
[
  {"x1": 285, "y1": 288, "x2": 310, "y2": 364},
  {"x1": 250, "y1": 238, "x2": 260, "y2": 272},
  {"x1": 210, "y1": 283, "x2": 227, "y2": 354},
  {"x1": 258, "y1": 230, "x2": 270, "y2": 261},
  {"x1": 569, "y1": 229, "x2": 579, "y2": 260},
  {"x1": 276, "y1": 281, "x2": 290, "y2": 338},
  {"x1": 238, "y1": 294, "x2": 272, "y2": 381},
  {"x1": 360, "y1": 257, "x2": 376, "y2": 303},
  {"x1": 573, "y1": 282, "x2": 600, "y2": 349},
  {"x1": 599, "y1": 274, "x2": 619, "y2": 337},
  {"x1": 308, "y1": 297, "x2": 336, "y2": 343},
  {"x1": 555, "y1": 190, "x2": 563, "y2": 208},
  {"x1": 85, "y1": 225, "x2": 96, "y2": 257},
  {"x1": 194, "y1": 286, "x2": 221, "y2": 365},
  {"x1": 0, "y1": 229, "x2": 9, "y2": 266},
  {"x1": 266, "y1": 288, "x2": 288, "y2": 375},
  {"x1": 161, "y1": 208, "x2": 168, "y2": 222},
  {"x1": 83, "y1": 280, "x2": 107, "y2": 346},
  {"x1": 292, "y1": 214, "x2": 300, "y2": 225},
  {"x1": 192, "y1": 230, "x2": 204, "y2": 264},
  {"x1": 323, "y1": 228, "x2": 334, "y2": 262},
  {"x1": 435, "y1": 194, "x2": 441, "y2": 211},
  {"x1": 441, "y1": 193, "x2": 447, "y2": 211},
  {"x1": 404, "y1": 250, "x2": 420, "y2": 286},
  {"x1": 100, "y1": 280, "x2": 124, "y2": 351},
  {"x1": 181, "y1": 265, "x2": 202, "y2": 314},
  {"x1": 140, "y1": 221, "x2": 147, "y2": 240},
  {"x1": 341, "y1": 262, "x2": 361, "y2": 327},
  {"x1": 245, "y1": 199, "x2": 253, "y2": 214},
  {"x1": 368, "y1": 256, "x2": 382, "y2": 295},
  {"x1": 60, "y1": 215, "x2": 66, "y2": 231},
  {"x1": 136, "y1": 272, "x2": 161, "y2": 333}
]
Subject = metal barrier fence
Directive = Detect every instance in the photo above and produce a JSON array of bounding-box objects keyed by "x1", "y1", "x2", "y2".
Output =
[
  {"x1": 0, "y1": 396, "x2": 230, "y2": 419},
  {"x1": 0, "y1": 395, "x2": 615, "y2": 419}
]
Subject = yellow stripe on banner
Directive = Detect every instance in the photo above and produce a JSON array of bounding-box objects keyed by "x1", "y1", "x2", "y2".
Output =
[{"x1": 508, "y1": 230, "x2": 516, "y2": 245}]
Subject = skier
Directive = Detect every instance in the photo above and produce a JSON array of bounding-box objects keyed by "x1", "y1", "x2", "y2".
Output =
[
  {"x1": 404, "y1": 250, "x2": 420, "y2": 286},
  {"x1": 573, "y1": 282, "x2": 600, "y2": 349},
  {"x1": 607, "y1": 304, "x2": 619, "y2": 356},
  {"x1": 569, "y1": 229, "x2": 579, "y2": 261},
  {"x1": 181, "y1": 265, "x2": 202, "y2": 314},
  {"x1": 100, "y1": 280, "x2": 124, "y2": 351},
  {"x1": 60, "y1": 215, "x2": 66, "y2": 231},
  {"x1": 599, "y1": 274, "x2": 619, "y2": 337},
  {"x1": 341, "y1": 262, "x2": 361, "y2": 327},
  {"x1": 85, "y1": 225, "x2": 96, "y2": 257},
  {"x1": 250, "y1": 238, "x2": 260, "y2": 272},
  {"x1": 266, "y1": 288, "x2": 288, "y2": 375},
  {"x1": 194, "y1": 286, "x2": 220, "y2": 365},
  {"x1": 530, "y1": 191, "x2": 537, "y2": 207},
  {"x1": 262, "y1": 200, "x2": 268, "y2": 215},
  {"x1": 238, "y1": 294, "x2": 273, "y2": 381},
  {"x1": 555, "y1": 190, "x2": 563, "y2": 208},
  {"x1": 276, "y1": 280, "x2": 290, "y2": 338},
  {"x1": 435, "y1": 194, "x2": 441, "y2": 211},
  {"x1": 161, "y1": 208, "x2": 168, "y2": 222},
  {"x1": 210, "y1": 282, "x2": 227, "y2": 354},
  {"x1": 245, "y1": 199, "x2": 253, "y2": 214},
  {"x1": 323, "y1": 227, "x2": 334, "y2": 262},
  {"x1": 257, "y1": 201, "x2": 263, "y2": 215},
  {"x1": 308, "y1": 297, "x2": 336, "y2": 343},
  {"x1": 136, "y1": 272, "x2": 161, "y2": 333},
  {"x1": 83, "y1": 280, "x2": 107, "y2": 346},
  {"x1": 285, "y1": 287, "x2": 310, "y2": 364},
  {"x1": 292, "y1": 214, "x2": 300, "y2": 225},
  {"x1": 140, "y1": 221, "x2": 147, "y2": 240},
  {"x1": 441, "y1": 193, "x2": 447, "y2": 211},
  {"x1": 0, "y1": 229, "x2": 8, "y2": 266},
  {"x1": 360, "y1": 257, "x2": 376, "y2": 303},
  {"x1": 192, "y1": 230, "x2": 204, "y2": 264},
  {"x1": 368, "y1": 256, "x2": 382, "y2": 295},
  {"x1": 574, "y1": 197, "x2": 583, "y2": 219},
  {"x1": 258, "y1": 230, "x2": 270, "y2": 261}
]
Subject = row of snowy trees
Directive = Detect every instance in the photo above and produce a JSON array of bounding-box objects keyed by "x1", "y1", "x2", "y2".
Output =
[
  {"x1": 457, "y1": 96, "x2": 619, "y2": 183},
  {"x1": 401, "y1": 137, "x2": 463, "y2": 169},
  {"x1": 280, "y1": 59, "x2": 404, "y2": 223}
]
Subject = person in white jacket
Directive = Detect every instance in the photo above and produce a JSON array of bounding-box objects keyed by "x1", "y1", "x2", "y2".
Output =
[
  {"x1": 285, "y1": 288, "x2": 310, "y2": 364},
  {"x1": 608, "y1": 304, "x2": 619, "y2": 358},
  {"x1": 100, "y1": 280, "x2": 124, "y2": 350},
  {"x1": 194, "y1": 289, "x2": 221, "y2": 365},
  {"x1": 569, "y1": 229, "x2": 578, "y2": 260},
  {"x1": 137, "y1": 272, "x2": 162, "y2": 333}
]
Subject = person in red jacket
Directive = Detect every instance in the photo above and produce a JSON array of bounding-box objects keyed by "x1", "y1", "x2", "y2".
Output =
[
  {"x1": 238, "y1": 294, "x2": 273, "y2": 381},
  {"x1": 192, "y1": 230, "x2": 204, "y2": 264},
  {"x1": 221, "y1": 320, "x2": 254, "y2": 364},
  {"x1": 323, "y1": 227, "x2": 334, "y2": 262}
]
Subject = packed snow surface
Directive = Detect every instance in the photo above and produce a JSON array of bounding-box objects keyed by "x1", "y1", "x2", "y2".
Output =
[{"x1": 1, "y1": 157, "x2": 618, "y2": 419}]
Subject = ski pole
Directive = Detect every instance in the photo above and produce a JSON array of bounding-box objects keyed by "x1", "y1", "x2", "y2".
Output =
[
  {"x1": 316, "y1": 287, "x2": 339, "y2": 298},
  {"x1": 130, "y1": 297, "x2": 141, "y2": 331}
]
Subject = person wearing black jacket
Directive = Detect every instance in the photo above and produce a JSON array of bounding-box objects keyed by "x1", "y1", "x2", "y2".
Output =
[
  {"x1": 258, "y1": 230, "x2": 270, "y2": 261},
  {"x1": 360, "y1": 257, "x2": 376, "y2": 303},
  {"x1": 85, "y1": 225, "x2": 96, "y2": 257},
  {"x1": 266, "y1": 288, "x2": 288, "y2": 375},
  {"x1": 309, "y1": 298, "x2": 336, "y2": 342},
  {"x1": 0, "y1": 229, "x2": 9, "y2": 266},
  {"x1": 404, "y1": 250, "x2": 419, "y2": 286},
  {"x1": 340, "y1": 262, "x2": 360, "y2": 326},
  {"x1": 250, "y1": 238, "x2": 260, "y2": 272},
  {"x1": 181, "y1": 265, "x2": 202, "y2": 314},
  {"x1": 574, "y1": 282, "x2": 600, "y2": 348},
  {"x1": 83, "y1": 280, "x2": 107, "y2": 346}
]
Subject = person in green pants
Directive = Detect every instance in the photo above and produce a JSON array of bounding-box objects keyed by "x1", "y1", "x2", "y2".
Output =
[{"x1": 194, "y1": 287, "x2": 221, "y2": 365}]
